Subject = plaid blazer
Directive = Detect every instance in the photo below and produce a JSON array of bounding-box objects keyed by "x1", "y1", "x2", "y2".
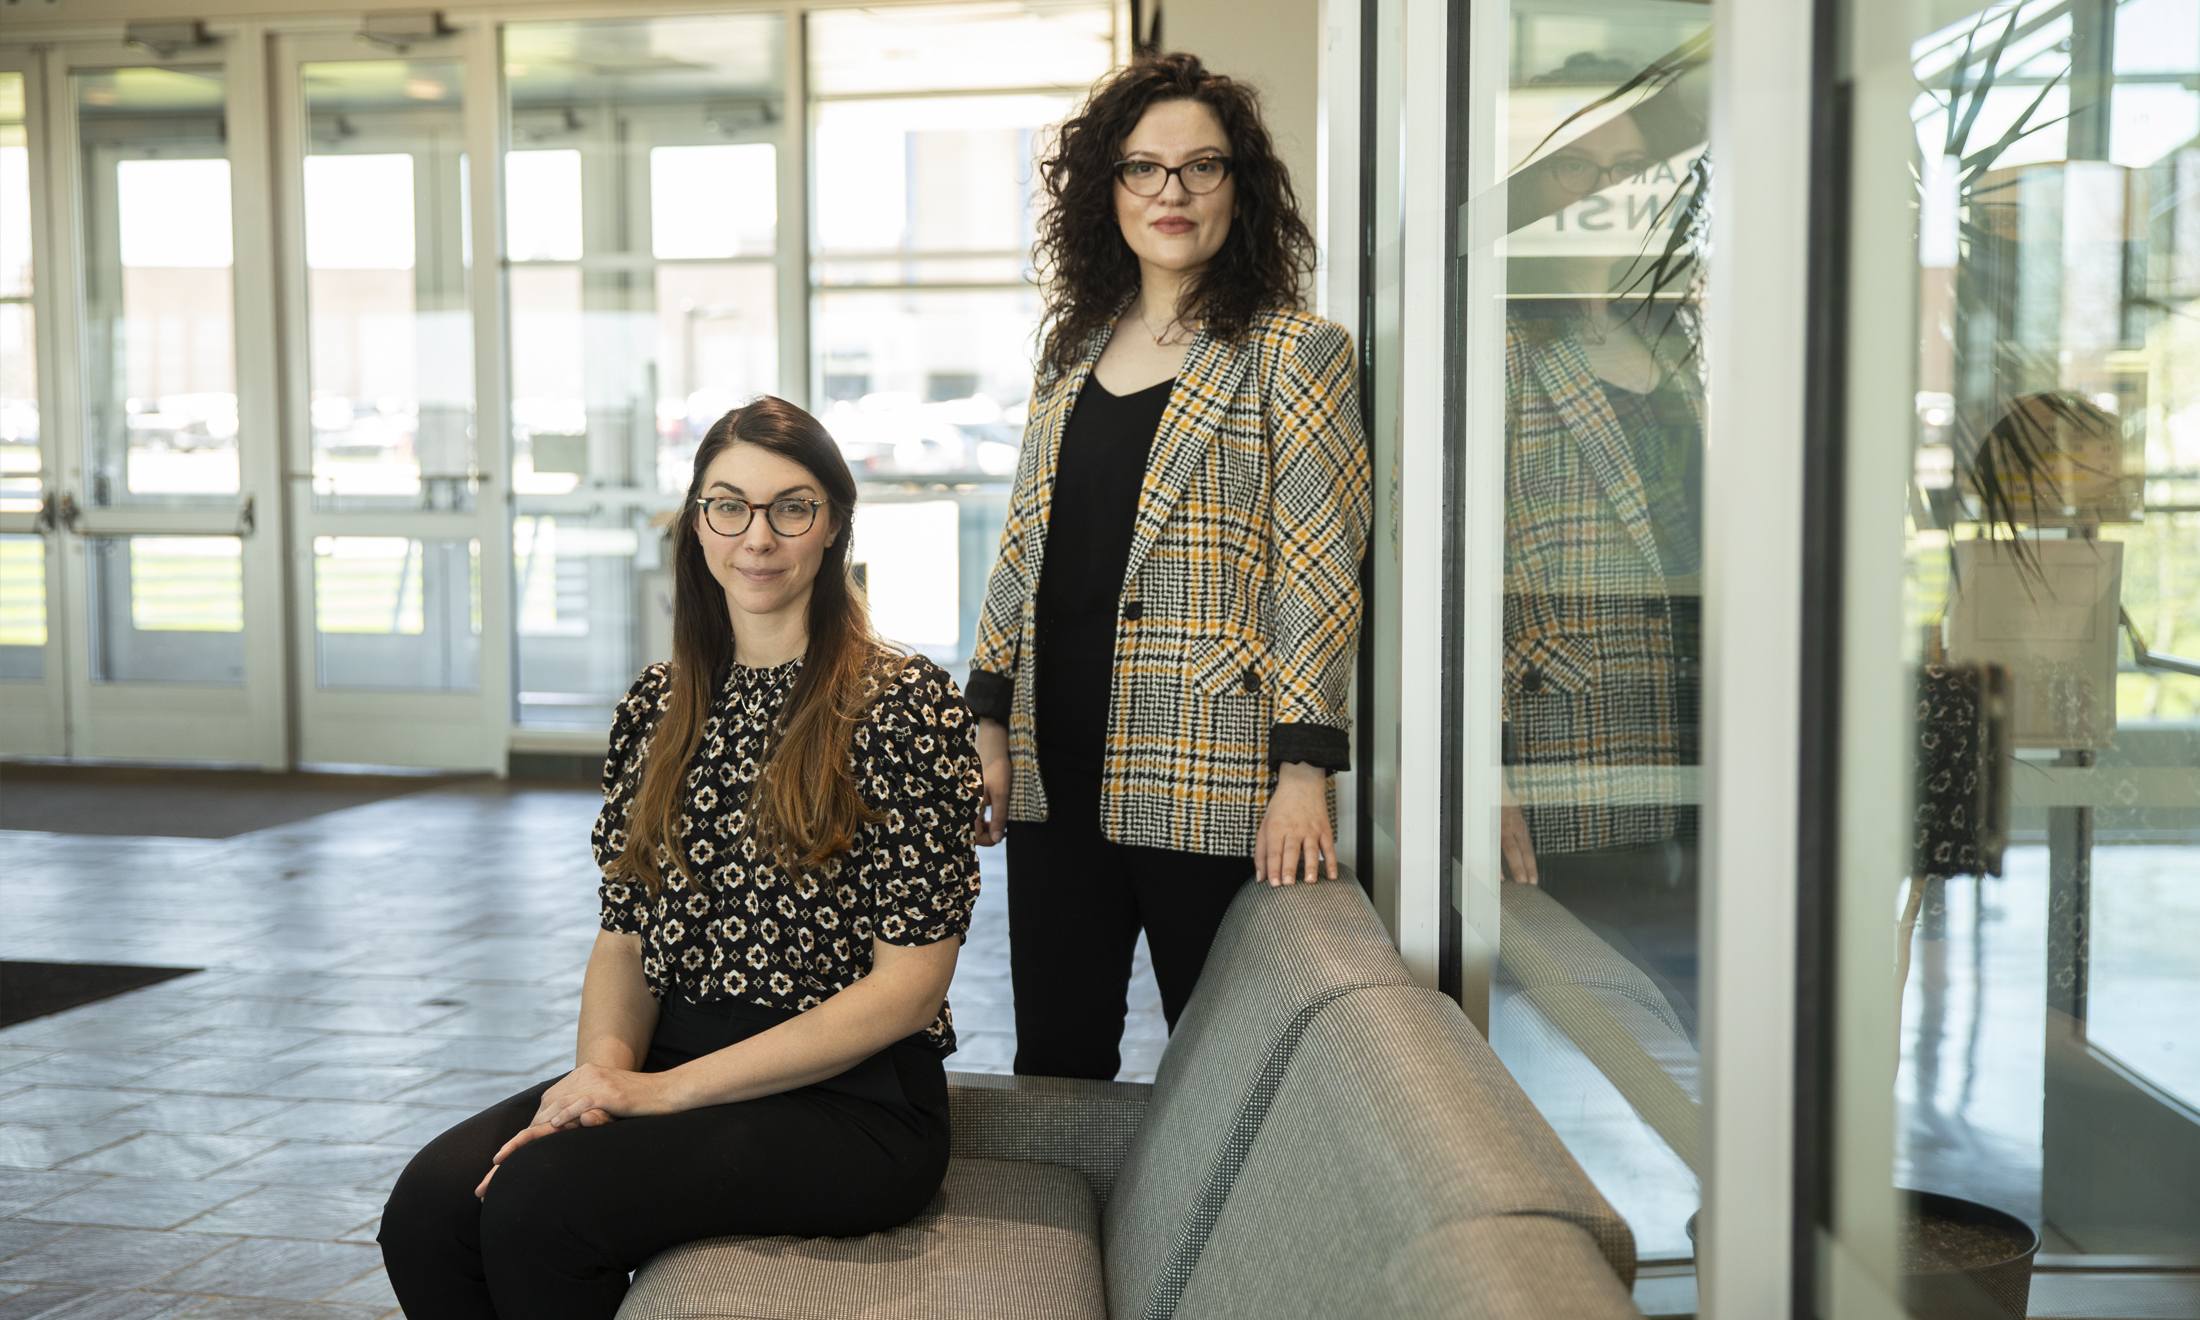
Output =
[
  {"x1": 969, "y1": 307, "x2": 1369, "y2": 856},
  {"x1": 1504, "y1": 318, "x2": 1699, "y2": 855}
]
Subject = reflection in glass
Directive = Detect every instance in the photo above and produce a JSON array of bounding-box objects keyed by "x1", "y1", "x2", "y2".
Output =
[
  {"x1": 301, "y1": 60, "x2": 471, "y2": 505},
  {"x1": 1889, "y1": 0, "x2": 2200, "y2": 1269},
  {"x1": 86, "y1": 535, "x2": 244, "y2": 683},
  {"x1": 2, "y1": 72, "x2": 38, "y2": 516},
  {"x1": 1465, "y1": 6, "x2": 1713, "y2": 1263},
  {"x1": 0, "y1": 533, "x2": 44, "y2": 680},
  {"x1": 313, "y1": 535, "x2": 480, "y2": 690},
  {"x1": 75, "y1": 68, "x2": 239, "y2": 503}
]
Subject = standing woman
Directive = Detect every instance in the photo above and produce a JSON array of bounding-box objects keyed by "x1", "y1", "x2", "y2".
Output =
[
  {"x1": 380, "y1": 398, "x2": 983, "y2": 1318},
  {"x1": 969, "y1": 53, "x2": 1369, "y2": 1081}
]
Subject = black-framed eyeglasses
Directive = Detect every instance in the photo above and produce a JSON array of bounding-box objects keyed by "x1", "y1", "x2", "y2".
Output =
[
  {"x1": 1112, "y1": 155, "x2": 1234, "y2": 197},
  {"x1": 1545, "y1": 153, "x2": 1654, "y2": 194},
  {"x1": 697, "y1": 496, "x2": 825, "y2": 538}
]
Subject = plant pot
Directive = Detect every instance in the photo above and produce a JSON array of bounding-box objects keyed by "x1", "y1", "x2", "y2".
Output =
[
  {"x1": 1682, "y1": 1192, "x2": 2036, "y2": 1320},
  {"x1": 1899, "y1": 1190, "x2": 2038, "y2": 1320}
]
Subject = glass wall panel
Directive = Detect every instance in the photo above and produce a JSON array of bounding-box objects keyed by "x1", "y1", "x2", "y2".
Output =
[
  {"x1": 512, "y1": 512, "x2": 636, "y2": 730},
  {"x1": 75, "y1": 68, "x2": 238, "y2": 504},
  {"x1": 1824, "y1": 0, "x2": 2200, "y2": 1303},
  {"x1": 300, "y1": 59, "x2": 472, "y2": 507},
  {"x1": 1454, "y1": 0, "x2": 1713, "y2": 1264},
  {"x1": 86, "y1": 534, "x2": 244, "y2": 682},
  {"x1": 313, "y1": 535, "x2": 480, "y2": 690},
  {"x1": 0, "y1": 533, "x2": 44, "y2": 680},
  {"x1": 503, "y1": 13, "x2": 786, "y2": 725},
  {"x1": 2, "y1": 72, "x2": 37, "y2": 517},
  {"x1": 807, "y1": 6, "x2": 1108, "y2": 670}
]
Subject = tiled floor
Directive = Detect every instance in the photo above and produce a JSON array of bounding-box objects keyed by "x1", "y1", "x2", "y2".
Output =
[{"x1": 0, "y1": 777, "x2": 1163, "y2": 1315}]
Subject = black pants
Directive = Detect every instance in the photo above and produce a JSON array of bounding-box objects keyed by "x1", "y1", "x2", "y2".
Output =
[
  {"x1": 377, "y1": 996, "x2": 950, "y2": 1320},
  {"x1": 1006, "y1": 772, "x2": 1251, "y2": 1080}
]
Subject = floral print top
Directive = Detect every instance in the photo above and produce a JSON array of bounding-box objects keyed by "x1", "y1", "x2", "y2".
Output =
[{"x1": 592, "y1": 653, "x2": 984, "y2": 1055}]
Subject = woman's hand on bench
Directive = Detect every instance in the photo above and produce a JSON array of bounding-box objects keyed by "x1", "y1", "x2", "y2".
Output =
[{"x1": 1256, "y1": 762, "x2": 1338, "y2": 886}]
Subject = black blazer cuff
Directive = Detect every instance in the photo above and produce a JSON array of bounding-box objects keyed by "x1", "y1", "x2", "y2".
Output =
[
  {"x1": 966, "y1": 668, "x2": 1015, "y2": 724},
  {"x1": 1270, "y1": 723, "x2": 1350, "y2": 773}
]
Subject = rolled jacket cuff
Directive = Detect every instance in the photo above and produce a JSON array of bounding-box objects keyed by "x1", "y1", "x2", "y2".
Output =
[
  {"x1": 966, "y1": 667, "x2": 1015, "y2": 724},
  {"x1": 1270, "y1": 722, "x2": 1350, "y2": 773}
]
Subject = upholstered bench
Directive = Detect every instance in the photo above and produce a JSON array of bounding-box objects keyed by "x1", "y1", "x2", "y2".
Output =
[{"x1": 616, "y1": 878, "x2": 1645, "y2": 1320}]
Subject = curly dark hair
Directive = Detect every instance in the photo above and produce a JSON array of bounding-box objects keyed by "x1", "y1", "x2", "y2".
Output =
[{"x1": 1034, "y1": 52, "x2": 1317, "y2": 377}]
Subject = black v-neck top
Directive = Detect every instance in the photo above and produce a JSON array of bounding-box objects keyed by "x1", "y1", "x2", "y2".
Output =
[{"x1": 1033, "y1": 372, "x2": 1174, "y2": 797}]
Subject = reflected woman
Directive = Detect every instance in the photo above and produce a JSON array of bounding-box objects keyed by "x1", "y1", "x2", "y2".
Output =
[
  {"x1": 1496, "y1": 50, "x2": 1710, "y2": 1027},
  {"x1": 968, "y1": 53, "x2": 1369, "y2": 1080},
  {"x1": 379, "y1": 398, "x2": 983, "y2": 1318}
]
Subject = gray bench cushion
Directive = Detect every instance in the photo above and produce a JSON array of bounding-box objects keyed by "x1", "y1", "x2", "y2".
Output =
[
  {"x1": 618, "y1": 1157, "x2": 1104, "y2": 1320},
  {"x1": 1167, "y1": 984, "x2": 1636, "y2": 1319},
  {"x1": 1104, "y1": 879, "x2": 1412, "y2": 1320},
  {"x1": 1348, "y1": 1217, "x2": 1645, "y2": 1320}
]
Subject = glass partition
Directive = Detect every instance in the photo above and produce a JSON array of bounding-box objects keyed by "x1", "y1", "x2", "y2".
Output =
[
  {"x1": 1824, "y1": 0, "x2": 2200, "y2": 1308},
  {"x1": 2, "y1": 71, "x2": 38, "y2": 519},
  {"x1": 1452, "y1": 0, "x2": 1714, "y2": 1264},
  {"x1": 502, "y1": 13, "x2": 787, "y2": 729},
  {"x1": 807, "y1": 3, "x2": 1110, "y2": 668},
  {"x1": 86, "y1": 534, "x2": 244, "y2": 683},
  {"x1": 313, "y1": 535, "x2": 480, "y2": 691},
  {"x1": 75, "y1": 67, "x2": 238, "y2": 505},
  {"x1": 299, "y1": 59, "x2": 472, "y2": 508}
]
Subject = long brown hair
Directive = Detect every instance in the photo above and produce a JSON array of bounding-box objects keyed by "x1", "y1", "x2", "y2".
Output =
[
  {"x1": 616, "y1": 397, "x2": 894, "y2": 890},
  {"x1": 1034, "y1": 51, "x2": 1317, "y2": 377}
]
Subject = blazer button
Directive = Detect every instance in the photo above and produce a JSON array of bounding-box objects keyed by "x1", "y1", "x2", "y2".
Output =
[
  {"x1": 1122, "y1": 601, "x2": 1143, "y2": 621},
  {"x1": 1242, "y1": 665, "x2": 1261, "y2": 693},
  {"x1": 1521, "y1": 665, "x2": 1544, "y2": 694}
]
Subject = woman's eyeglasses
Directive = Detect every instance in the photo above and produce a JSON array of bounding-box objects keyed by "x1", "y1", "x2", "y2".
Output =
[
  {"x1": 1112, "y1": 155, "x2": 1234, "y2": 197},
  {"x1": 697, "y1": 497, "x2": 825, "y2": 538},
  {"x1": 1545, "y1": 153, "x2": 1655, "y2": 195}
]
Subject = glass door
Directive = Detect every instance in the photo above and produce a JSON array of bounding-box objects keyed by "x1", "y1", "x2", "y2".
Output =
[
  {"x1": 273, "y1": 32, "x2": 509, "y2": 770},
  {"x1": 20, "y1": 40, "x2": 290, "y2": 768},
  {"x1": 499, "y1": 13, "x2": 790, "y2": 736},
  {"x1": 0, "y1": 58, "x2": 65, "y2": 757}
]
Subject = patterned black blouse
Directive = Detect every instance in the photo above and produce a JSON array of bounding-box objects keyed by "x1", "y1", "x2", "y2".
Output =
[{"x1": 592, "y1": 653, "x2": 984, "y2": 1055}]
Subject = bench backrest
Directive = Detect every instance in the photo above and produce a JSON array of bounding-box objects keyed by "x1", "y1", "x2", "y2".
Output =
[
  {"x1": 1101, "y1": 878, "x2": 1412, "y2": 1320},
  {"x1": 1167, "y1": 984, "x2": 1639, "y2": 1319}
]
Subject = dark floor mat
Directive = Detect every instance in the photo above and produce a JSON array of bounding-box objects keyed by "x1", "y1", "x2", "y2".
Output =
[
  {"x1": 0, "y1": 762, "x2": 476, "y2": 839},
  {"x1": 0, "y1": 961, "x2": 201, "y2": 1027}
]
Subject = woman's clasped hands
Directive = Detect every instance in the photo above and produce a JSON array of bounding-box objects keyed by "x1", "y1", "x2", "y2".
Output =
[{"x1": 474, "y1": 1063, "x2": 683, "y2": 1199}]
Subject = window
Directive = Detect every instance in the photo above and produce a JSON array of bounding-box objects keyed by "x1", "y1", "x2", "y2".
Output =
[{"x1": 808, "y1": 3, "x2": 1113, "y2": 666}]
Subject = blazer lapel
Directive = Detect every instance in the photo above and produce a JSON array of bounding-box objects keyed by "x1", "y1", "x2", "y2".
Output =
[
  {"x1": 1122, "y1": 325, "x2": 1251, "y2": 588},
  {"x1": 1526, "y1": 333, "x2": 1667, "y2": 579}
]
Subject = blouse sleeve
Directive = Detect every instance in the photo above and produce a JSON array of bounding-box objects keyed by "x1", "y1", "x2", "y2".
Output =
[
  {"x1": 851, "y1": 658, "x2": 985, "y2": 948},
  {"x1": 593, "y1": 663, "x2": 672, "y2": 936}
]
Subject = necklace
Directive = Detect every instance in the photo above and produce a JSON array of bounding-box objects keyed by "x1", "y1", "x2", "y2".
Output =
[{"x1": 1137, "y1": 305, "x2": 1193, "y2": 347}]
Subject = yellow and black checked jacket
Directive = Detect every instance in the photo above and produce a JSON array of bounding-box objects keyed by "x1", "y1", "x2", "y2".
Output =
[
  {"x1": 968, "y1": 307, "x2": 1369, "y2": 857},
  {"x1": 1504, "y1": 318, "x2": 1700, "y2": 855}
]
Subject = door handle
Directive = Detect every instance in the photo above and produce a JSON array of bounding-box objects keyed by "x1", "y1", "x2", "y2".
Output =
[{"x1": 43, "y1": 491, "x2": 83, "y2": 534}]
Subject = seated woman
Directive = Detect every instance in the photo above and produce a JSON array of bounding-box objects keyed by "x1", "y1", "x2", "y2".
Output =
[{"x1": 378, "y1": 397, "x2": 984, "y2": 1320}]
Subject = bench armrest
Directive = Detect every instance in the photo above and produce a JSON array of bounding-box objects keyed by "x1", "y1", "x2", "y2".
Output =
[{"x1": 945, "y1": 1070, "x2": 1152, "y2": 1208}]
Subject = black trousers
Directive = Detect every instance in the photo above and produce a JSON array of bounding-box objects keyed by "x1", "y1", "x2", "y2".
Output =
[
  {"x1": 1006, "y1": 771, "x2": 1252, "y2": 1080},
  {"x1": 377, "y1": 996, "x2": 950, "y2": 1320}
]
